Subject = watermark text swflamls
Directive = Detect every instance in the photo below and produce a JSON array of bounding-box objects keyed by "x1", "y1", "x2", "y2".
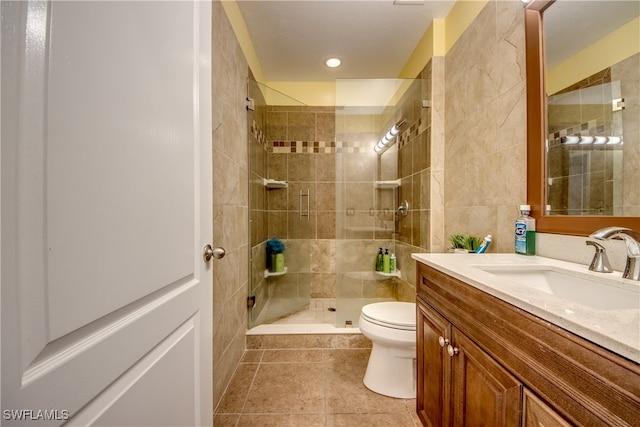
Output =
[{"x1": 3, "y1": 409, "x2": 70, "y2": 421}]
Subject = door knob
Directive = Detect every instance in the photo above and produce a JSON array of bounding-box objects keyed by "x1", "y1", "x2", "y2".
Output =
[{"x1": 203, "y1": 245, "x2": 225, "y2": 262}]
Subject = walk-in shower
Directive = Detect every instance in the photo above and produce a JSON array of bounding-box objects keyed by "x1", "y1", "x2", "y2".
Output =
[{"x1": 247, "y1": 72, "x2": 434, "y2": 332}]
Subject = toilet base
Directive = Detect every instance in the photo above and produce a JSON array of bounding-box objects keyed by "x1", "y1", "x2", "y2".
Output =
[{"x1": 363, "y1": 342, "x2": 416, "y2": 399}]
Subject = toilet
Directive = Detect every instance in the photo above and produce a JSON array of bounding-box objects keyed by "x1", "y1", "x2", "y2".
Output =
[{"x1": 359, "y1": 301, "x2": 417, "y2": 398}]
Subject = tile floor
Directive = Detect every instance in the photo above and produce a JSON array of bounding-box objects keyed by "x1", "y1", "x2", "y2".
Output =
[
  {"x1": 255, "y1": 298, "x2": 396, "y2": 328},
  {"x1": 214, "y1": 347, "x2": 421, "y2": 427}
]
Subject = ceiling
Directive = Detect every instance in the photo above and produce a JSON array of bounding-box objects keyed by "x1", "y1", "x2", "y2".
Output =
[
  {"x1": 236, "y1": 0, "x2": 640, "y2": 82},
  {"x1": 236, "y1": 0, "x2": 456, "y2": 82},
  {"x1": 544, "y1": 0, "x2": 640, "y2": 69}
]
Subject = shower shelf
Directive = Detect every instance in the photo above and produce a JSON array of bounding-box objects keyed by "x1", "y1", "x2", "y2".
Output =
[
  {"x1": 374, "y1": 179, "x2": 401, "y2": 189},
  {"x1": 264, "y1": 267, "x2": 287, "y2": 278},
  {"x1": 263, "y1": 179, "x2": 288, "y2": 189},
  {"x1": 375, "y1": 270, "x2": 401, "y2": 278}
]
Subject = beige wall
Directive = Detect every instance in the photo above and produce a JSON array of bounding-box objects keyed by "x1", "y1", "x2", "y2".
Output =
[
  {"x1": 212, "y1": 2, "x2": 249, "y2": 409},
  {"x1": 443, "y1": 0, "x2": 527, "y2": 253}
]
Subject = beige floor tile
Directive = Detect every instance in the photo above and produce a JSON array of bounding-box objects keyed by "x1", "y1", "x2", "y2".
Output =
[
  {"x1": 241, "y1": 349, "x2": 264, "y2": 363},
  {"x1": 212, "y1": 414, "x2": 239, "y2": 427},
  {"x1": 327, "y1": 413, "x2": 417, "y2": 426},
  {"x1": 243, "y1": 363, "x2": 326, "y2": 414},
  {"x1": 237, "y1": 414, "x2": 326, "y2": 427},
  {"x1": 218, "y1": 346, "x2": 419, "y2": 426},
  {"x1": 215, "y1": 363, "x2": 259, "y2": 414},
  {"x1": 261, "y1": 348, "x2": 324, "y2": 363}
]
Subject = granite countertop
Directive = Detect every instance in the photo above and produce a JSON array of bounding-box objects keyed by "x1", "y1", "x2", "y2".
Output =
[{"x1": 412, "y1": 253, "x2": 640, "y2": 363}]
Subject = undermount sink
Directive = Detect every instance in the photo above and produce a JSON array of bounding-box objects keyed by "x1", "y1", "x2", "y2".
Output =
[{"x1": 473, "y1": 265, "x2": 639, "y2": 311}]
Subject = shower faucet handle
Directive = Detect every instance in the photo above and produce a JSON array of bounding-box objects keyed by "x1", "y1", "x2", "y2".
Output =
[{"x1": 396, "y1": 200, "x2": 409, "y2": 217}]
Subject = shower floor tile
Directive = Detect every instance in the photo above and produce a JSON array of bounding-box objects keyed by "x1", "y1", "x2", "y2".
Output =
[
  {"x1": 214, "y1": 348, "x2": 420, "y2": 427},
  {"x1": 256, "y1": 298, "x2": 337, "y2": 325},
  {"x1": 255, "y1": 297, "x2": 395, "y2": 327}
]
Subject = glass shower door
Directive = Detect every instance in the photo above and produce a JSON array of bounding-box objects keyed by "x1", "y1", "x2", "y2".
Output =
[
  {"x1": 333, "y1": 78, "x2": 416, "y2": 328},
  {"x1": 247, "y1": 78, "x2": 311, "y2": 328}
]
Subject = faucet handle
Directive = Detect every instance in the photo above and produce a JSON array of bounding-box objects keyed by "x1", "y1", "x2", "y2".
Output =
[{"x1": 587, "y1": 241, "x2": 613, "y2": 273}]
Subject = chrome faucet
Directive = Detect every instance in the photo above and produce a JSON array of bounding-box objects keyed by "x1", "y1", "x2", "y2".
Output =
[
  {"x1": 586, "y1": 241, "x2": 612, "y2": 273},
  {"x1": 589, "y1": 227, "x2": 640, "y2": 281}
]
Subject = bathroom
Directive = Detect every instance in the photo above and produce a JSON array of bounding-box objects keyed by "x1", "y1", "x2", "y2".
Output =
[
  {"x1": 2, "y1": 0, "x2": 637, "y2": 424},
  {"x1": 213, "y1": 0, "x2": 639, "y2": 420}
]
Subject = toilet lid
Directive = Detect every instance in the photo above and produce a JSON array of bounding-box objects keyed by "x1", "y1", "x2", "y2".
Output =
[{"x1": 361, "y1": 302, "x2": 416, "y2": 330}]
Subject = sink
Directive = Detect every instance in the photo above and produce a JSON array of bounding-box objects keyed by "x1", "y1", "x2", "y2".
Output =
[{"x1": 473, "y1": 266, "x2": 639, "y2": 310}]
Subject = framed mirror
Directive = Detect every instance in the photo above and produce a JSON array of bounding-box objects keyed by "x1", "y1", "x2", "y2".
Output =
[{"x1": 525, "y1": 0, "x2": 640, "y2": 236}]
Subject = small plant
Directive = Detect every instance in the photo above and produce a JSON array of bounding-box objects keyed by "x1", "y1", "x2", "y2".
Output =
[{"x1": 449, "y1": 233, "x2": 482, "y2": 252}]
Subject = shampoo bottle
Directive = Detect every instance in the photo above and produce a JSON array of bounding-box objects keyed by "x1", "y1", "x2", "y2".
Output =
[
  {"x1": 375, "y1": 248, "x2": 383, "y2": 271},
  {"x1": 383, "y1": 249, "x2": 390, "y2": 273},
  {"x1": 515, "y1": 205, "x2": 536, "y2": 255},
  {"x1": 389, "y1": 253, "x2": 396, "y2": 273}
]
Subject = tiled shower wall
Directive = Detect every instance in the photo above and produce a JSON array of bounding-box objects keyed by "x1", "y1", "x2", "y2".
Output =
[
  {"x1": 212, "y1": 2, "x2": 249, "y2": 409},
  {"x1": 249, "y1": 102, "x2": 340, "y2": 323},
  {"x1": 392, "y1": 59, "x2": 445, "y2": 293},
  {"x1": 248, "y1": 67, "x2": 440, "y2": 321}
]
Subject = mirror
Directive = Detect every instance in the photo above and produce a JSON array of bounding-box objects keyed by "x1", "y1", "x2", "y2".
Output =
[{"x1": 525, "y1": 0, "x2": 640, "y2": 235}]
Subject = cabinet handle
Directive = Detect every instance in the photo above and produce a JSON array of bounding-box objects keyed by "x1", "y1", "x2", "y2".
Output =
[
  {"x1": 438, "y1": 336, "x2": 449, "y2": 347},
  {"x1": 447, "y1": 344, "x2": 459, "y2": 357}
]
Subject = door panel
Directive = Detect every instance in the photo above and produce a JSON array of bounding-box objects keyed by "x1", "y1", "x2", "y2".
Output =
[
  {"x1": 417, "y1": 298, "x2": 452, "y2": 427},
  {"x1": 1, "y1": 1, "x2": 212, "y2": 425},
  {"x1": 71, "y1": 317, "x2": 197, "y2": 427},
  {"x1": 451, "y1": 329, "x2": 522, "y2": 427},
  {"x1": 46, "y1": 0, "x2": 195, "y2": 340}
]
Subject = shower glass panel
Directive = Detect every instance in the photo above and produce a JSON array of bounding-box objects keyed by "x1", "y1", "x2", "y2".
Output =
[
  {"x1": 334, "y1": 79, "x2": 416, "y2": 328},
  {"x1": 247, "y1": 78, "x2": 311, "y2": 328}
]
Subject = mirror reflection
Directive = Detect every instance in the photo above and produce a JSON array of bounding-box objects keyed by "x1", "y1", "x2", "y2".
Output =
[{"x1": 543, "y1": 1, "x2": 639, "y2": 216}]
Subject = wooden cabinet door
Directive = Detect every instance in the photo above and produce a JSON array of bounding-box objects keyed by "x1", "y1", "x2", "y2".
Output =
[
  {"x1": 417, "y1": 298, "x2": 452, "y2": 427},
  {"x1": 523, "y1": 390, "x2": 572, "y2": 427},
  {"x1": 451, "y1": 329, "x2": 523, "y2": 427}
]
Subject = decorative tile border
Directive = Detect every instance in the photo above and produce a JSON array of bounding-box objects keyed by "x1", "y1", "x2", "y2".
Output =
[
  {"x1": 270, "y1": 140, "x2": 374, "y2": 154},
  {"x1": 251, "y1": 118, "x2": 427, "y2": 153},
  {"x1": 251, "y1": 120, "x2": 268, "y2": 146}
]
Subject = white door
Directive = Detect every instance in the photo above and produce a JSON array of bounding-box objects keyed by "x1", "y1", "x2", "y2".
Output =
[{"x1": 1, "y1": 1, "x2": 213, "y2": 426}]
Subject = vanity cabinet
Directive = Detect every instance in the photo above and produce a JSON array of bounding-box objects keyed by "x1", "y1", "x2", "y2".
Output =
[
  {"x1": 417, "y1": 300, "x2": 522, "y2": 426},
  {"x1": 416, "y1": 262, "x2": 640, "y2": 426}
]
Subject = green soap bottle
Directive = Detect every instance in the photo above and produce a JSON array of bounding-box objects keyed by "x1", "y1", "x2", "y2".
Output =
[
  {"x1": 383, "y1": 249, "x2": 390, "y2": 273},
  {"x1": 376, "y1": 248, "x2": 383, "y2": 271}
]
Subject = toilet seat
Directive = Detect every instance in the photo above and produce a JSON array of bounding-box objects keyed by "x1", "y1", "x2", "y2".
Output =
[{"x1": 361, "y1": 302, "x2": 415, "y2": 331}]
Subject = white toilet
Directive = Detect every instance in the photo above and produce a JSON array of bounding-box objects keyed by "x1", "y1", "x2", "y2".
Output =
[{"x1": 359, "y1": 301, "x2": 417, "y2": 398}]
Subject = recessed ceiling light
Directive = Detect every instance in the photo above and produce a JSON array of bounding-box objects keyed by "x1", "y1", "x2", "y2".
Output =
[{"x1": 325, "y1": 58, "x2": 341, "y2": 68}]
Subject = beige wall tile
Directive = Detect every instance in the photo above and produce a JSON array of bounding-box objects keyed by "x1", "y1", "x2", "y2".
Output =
[
  {"x1": 443, "y1": 0, "x2": 527, "y2": 252},
  {"x1": 212, "y1": 2, "x2": 249, "y2": 409}
]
